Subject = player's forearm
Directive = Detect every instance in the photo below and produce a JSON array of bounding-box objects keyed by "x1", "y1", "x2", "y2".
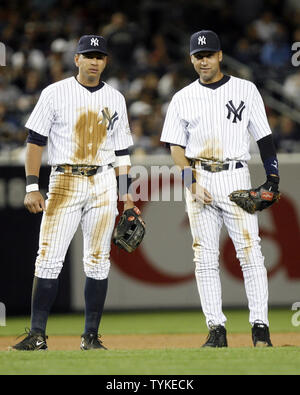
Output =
[
  {"x1": 170, "y1": 145, "x2": 191, "y2": 169},
  {"x1": 24, "y1": 143, "x2": 45, "y2": 210},
  {"x1": 114, "y1": 165, "x2": 134, "y2": 208},
  {"x1": 25, "y1": 143, "x2": 45, "y2": 177},
  {"x1": 114, "y1": 164, "x2": 130, "y2": 177}
]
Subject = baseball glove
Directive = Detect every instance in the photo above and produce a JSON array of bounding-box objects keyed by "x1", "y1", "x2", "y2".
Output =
[
  {"x1": 229, "y1": 178, "x2": 280, "y2": 214},
  {"x1": 112, "y1": 206, "x2": 145, "y2": 253}
]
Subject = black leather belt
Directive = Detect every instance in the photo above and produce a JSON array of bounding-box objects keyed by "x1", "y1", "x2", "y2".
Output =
[
  {"x1": 193, "y1": 161, "x2": 243, "y2": 173},
  {"x1": 55, "y1": 164, "x2": 113, "y2": 176}
]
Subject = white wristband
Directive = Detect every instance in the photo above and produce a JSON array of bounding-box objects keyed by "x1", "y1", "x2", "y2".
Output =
[
  {"x1": 26, "y1": 184, "x2": 39, "y2": 193},
  {"x1": 113, "y1": 155, "x2": 131, "y2": 168}
]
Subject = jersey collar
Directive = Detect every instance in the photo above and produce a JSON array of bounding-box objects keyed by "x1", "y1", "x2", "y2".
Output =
[
  {"x1": 198, "y1": 74, "x2": 230, "y2": 90},
  {"x1": 74, "y1": 76, "x2": 104, "y2": 92}
]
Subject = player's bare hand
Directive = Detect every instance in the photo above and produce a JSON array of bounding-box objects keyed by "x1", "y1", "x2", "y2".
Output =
[
  {"x1": 24, "y1": 191, "x2": 45, "y2": 213},
  {"x1": 189, "y1": 182, "x2": 213, "y2": 204},
  {"x1": 124, "y1": 204, "x2": 145, "y2": 227},
  {"x1": 123, "y1": 197, "x2": 144, "y2": 223}
]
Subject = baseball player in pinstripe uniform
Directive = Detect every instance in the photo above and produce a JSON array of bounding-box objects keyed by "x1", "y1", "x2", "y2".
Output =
[
  {"x1": 161, "y1": 30, "x2": 279, "y2": 347},
  {"x1": 11, "y1": 35, "x2": 141, "y2": 351}
]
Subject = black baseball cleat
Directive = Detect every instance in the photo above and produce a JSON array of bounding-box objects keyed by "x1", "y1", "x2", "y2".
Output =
[
  {"x1": 252, "y1": 321, "x2": 273, "y2": 347},
  {"x1": 10, "y1": 328, "x2": 48, "y2": 351},
  {"x1": 80, "y1": 333, "x2": 108, "y2": 350},
  {"x1": 202, "y1": 325, "x2": 228, "y2": 348}
]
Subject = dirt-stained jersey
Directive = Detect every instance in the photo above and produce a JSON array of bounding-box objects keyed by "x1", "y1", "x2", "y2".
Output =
[
  {"x1": 25, "y1": 77, "x2": 133, "y2": 166},
  {"x1": 160, "y1": 76, "x2": 272, "y2": 162}
]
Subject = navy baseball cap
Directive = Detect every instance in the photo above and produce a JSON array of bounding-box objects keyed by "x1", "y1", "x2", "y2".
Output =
[
  {"x1": 76, "y1": 35, "x2": 108, "y2": 55},
  {"x1": 190, "y1": 30, "x2": 221, "y2": 55}
]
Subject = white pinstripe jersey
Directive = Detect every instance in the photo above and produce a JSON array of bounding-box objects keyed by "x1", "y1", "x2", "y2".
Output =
[
  {"x1": 160, "y1": 76, "x2": 272, "y2": 162},
  {"x1": 25, "y1": 77, "x2": 133, "y2": 166}
]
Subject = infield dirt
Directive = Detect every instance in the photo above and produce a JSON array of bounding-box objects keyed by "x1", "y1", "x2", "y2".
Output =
[{"x1": 1, "y1": 333, "x2": 300, "y2": 350}]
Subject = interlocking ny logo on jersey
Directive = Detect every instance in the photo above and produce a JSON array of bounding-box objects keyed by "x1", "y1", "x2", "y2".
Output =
[
  {"x1": 91, "y1": 38, "x2": 99, "y2": 46},
  {"x1": 100, "y1": 108, "x2": 119, "y2": 131},
  {"x1": 198, "y1": 36, "x2": 206, "y2": 45},
  {"x1": 226, "y1": 100, "x2": 246, "y2": 123}
]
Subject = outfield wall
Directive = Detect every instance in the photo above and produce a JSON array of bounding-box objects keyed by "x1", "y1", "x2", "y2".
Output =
[
  {"x1": 0, "y1": 154, "x2": 299, "y2": 314},
  {"x1": 70, "y1": 154, "x2": 300, "y2": 311},
  {"x1": 0, "y1": 165, "x2": 71, "y2": 314}
]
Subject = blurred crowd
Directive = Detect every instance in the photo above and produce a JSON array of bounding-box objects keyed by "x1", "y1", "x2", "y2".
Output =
[{"x1": 1, "y1": 0, "x2": 300, "y2": 161}]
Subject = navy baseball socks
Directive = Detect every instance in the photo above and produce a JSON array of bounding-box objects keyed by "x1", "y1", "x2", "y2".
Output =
[
  {"x1": 83, "y1": 277, "x2": 107, "y2": 334},
  {"x1": 81, "y1": 277, "x2": 108, "y2": 350},
  {"x1": 31, "y1": 277, "x2": 59, "y2": 335},
  {"x1": 11, "y1": 277, "x2": 58, "y2": 350},
  {"x1": 12, "y1": 276, "x2": 108, "y2": 350},
  {"x1": 31, "y1": 276, "x2": 108, "y2": 336}
]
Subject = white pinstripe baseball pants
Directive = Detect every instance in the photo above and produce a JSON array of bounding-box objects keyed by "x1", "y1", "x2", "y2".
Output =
[
  {"x1": 186, "y1": 163, "x2": 269, "y2": 328},
  {"x1": 35, "y1": 167, "x2": 118, "y2": 280}
]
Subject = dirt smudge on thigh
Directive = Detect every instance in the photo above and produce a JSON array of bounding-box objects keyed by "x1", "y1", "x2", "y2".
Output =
[{"x1": 39, "y1": 173, "x2": 75, "y2": 254}]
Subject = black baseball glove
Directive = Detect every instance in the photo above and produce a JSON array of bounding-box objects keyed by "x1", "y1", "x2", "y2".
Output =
[
  {"x1": 112, "y1": 207, "x2": 145, "y2": 253},
  {"x1": 229, "y1": 176, "x2": 280, "y2": 214}
]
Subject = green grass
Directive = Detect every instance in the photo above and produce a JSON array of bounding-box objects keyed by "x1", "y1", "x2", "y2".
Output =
[
  {"x1": 0, "y1": 309, "x2": 299, "y2": 375},
  {"x1": 0, "y1": 348, "x2": 299, "y2": 375},
  {"x1": 0, "y1": 308, "x2": 297, "y2": 336}
]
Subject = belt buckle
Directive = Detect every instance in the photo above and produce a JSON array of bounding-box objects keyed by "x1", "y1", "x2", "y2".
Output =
[
  {"x1": 210, "y1": 163, "x2": 221, "y2": 172},
  {"x1": 75, "y1": 166, "x2": 89, "y2": 176},
  {"x1": 78, "y1": 167, "x2": 86, "y2": 176},
  {"x1": 82, "y1": 166, "x2": 98, "y2": 176}
]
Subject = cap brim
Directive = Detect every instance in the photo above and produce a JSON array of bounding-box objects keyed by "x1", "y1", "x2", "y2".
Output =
[
  {"x1": 77, "y1": 49, "x2": 108, "y2": 55},
  {"x1": 190, "y1": 48, "x2": 220, "y2": 55}
]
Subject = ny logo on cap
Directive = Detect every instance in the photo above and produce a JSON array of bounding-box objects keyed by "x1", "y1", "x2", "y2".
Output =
[
  {"x1": 198, "y1": 36, "x2": 206, "y2": 45},
  {"x1": 90, "y1": 38, "x2": 99, "y2": 46}
]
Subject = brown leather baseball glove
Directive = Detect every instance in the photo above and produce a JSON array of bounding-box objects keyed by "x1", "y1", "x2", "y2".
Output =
[
  {"x1": 112, "y1": 207, "x2": 145, "y2": 252},
  {"x1": 229, "y1": 178, "x2": 280, "y2": 214}
]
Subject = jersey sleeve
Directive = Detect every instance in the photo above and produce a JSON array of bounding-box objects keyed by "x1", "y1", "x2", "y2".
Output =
[
  {"x1": 25, "y1": 87, "x2": 54, "y2": 137},
  {"x1": 111, "y1": 96, "x2": 133, "y2": 150},
  {"x1": 160, "y1": 97, "x2": 188, "y2": 147},
  {"x1": 247, "y1": 84, "x2": 272, "y2": 141}
]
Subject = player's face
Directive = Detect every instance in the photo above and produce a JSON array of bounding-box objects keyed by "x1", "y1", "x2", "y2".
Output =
[
  {"x1": 191, "y1": 51, "x2": 223, "y2": 84},
  {"x1": 75, "y1": 52, "x2": 107, "y2": 85}
]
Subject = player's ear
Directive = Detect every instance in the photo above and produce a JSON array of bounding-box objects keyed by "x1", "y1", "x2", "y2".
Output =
[
  {"x1": 218, "y1": 50, "x2": 223, "y2": 62},
  {"x1": 74, "y1": 54, "x2": 80, "y2": 67},
  {"x1": 190, "y1": 55, "x2": 195, "y2": 65}
]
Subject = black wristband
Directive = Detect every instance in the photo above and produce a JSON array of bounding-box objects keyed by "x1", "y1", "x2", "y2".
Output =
[{"x1": 26, "y1": 175, "x2": 39, "y2": 186}]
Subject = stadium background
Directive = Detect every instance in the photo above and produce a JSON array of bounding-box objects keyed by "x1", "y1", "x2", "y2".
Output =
[{"x1": 0, "y1": 0, "x2": 300, "y2": 316}]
